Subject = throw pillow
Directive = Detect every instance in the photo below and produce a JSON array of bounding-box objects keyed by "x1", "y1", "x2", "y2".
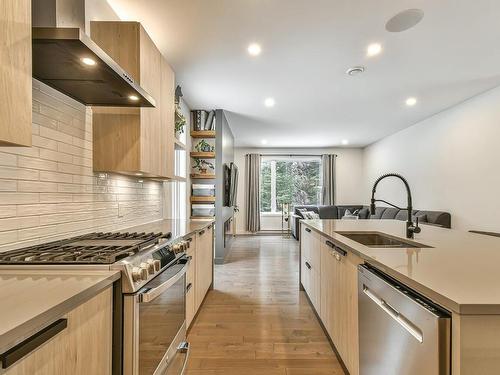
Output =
[
  {"x1": 303, "y1": 211, "x2": 320, "y2": 219},
  {"x1": 342, "y1": 209, "x2": 360, "y2": 220}
]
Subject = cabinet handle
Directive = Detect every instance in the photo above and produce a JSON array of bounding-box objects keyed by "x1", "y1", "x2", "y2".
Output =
[
  {"x1": 186, "y1": 237, "x2": 193, "y2": 242},
  {"x1": 305, "y1": 228, "x2": 311, "y2": 233},
  {"x1": 325, "y1": 240, "x2": 335, "y2": 248},
  {"x1": 326, "y1": 240, "x2": 347, "y2": 257},
  {"x1": 186, "y1": 283, "x2": 192, "y2": 293},
  {"x1": 0, "y1": 319, "x2": 67, "y2": 369},
  {"x1": 207, "y1": 225, "x2": 212, "y2": 230},
  {"x1": 199, "y1": 230, "x2": 205, "y2": 236},
  {"x1": 305, "y1": 261, "x2": 312, "y2": 270}
]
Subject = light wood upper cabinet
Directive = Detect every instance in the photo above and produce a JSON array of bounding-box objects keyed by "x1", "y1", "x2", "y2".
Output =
[
  {"x1": 0, "y1": 0, "x2": 32, "y2": 147},
  {"x1": 90, "y1": 21, "x2": 175, "y2": 178},
  {"x1": 5, "y1": 287, "x2": 113, "y2": 375}
]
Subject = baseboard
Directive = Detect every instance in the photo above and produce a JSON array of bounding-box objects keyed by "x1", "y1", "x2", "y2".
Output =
[{"x1": 302, "y1": 290, "x2": 350, "y2": 375}]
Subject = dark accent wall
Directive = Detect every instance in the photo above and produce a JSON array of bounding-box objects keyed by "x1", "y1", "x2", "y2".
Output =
[{"x1": 214, "y1": 109, "x2": 235, "y2": 263}]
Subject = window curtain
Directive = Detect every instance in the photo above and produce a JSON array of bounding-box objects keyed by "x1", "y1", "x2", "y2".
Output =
[
  {"x1": 245, "y1": 154, "x2": 261, "y2": 232},
  {"x1": 321, "y1": 154, "x2": 336, "y2": 205}
]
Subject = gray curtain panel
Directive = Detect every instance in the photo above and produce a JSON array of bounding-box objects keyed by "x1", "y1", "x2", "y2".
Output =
[
  {"x1": 245, "y1": 153, "x2": 261, "y2": 232},
  {"x1": 321, "y1": 154, "x2": 336, "y2": 205}
]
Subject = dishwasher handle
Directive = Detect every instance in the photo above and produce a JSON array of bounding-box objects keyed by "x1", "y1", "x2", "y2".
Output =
[{"x1": 363, "y1": 285, "x2": 424, "y2": 343}]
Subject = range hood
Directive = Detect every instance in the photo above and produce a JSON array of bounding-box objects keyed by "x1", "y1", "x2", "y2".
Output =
[{"x1": 32, "y1": 0, "x2": 155, "y2": 107}]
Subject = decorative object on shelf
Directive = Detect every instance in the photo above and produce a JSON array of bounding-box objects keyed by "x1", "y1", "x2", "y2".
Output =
[
  {"x1": 174, "y1": 86, "x2": 186, "y2": 139},
  {"x1": 194, "y1": 139, "x2": 214, "y2": 153},
  {"x1": 282, "y1": 202, "x2": 291, "y2": 239},
  {"x1": 193, "y1": 159, "x2": 215, "y2": 174},
  {"x1": 191, "y1": 110, "x2": 215, "y2": 131}
]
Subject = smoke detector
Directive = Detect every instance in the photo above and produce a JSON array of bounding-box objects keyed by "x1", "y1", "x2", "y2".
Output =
[{"x1": 346, "y1": 66, "x2": 365, "y2": 76}]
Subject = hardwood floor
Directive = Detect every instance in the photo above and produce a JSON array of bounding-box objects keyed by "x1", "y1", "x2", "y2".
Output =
[{"x1": 186, "y1": 235, "x2": 344, "y2": 375}]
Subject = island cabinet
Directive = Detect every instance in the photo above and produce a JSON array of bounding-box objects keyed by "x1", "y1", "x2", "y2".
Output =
[
  {"x1": 319, "y1": 238, "x2": 362, "y2": 375},
  {"x1": 4, "y1": 287, "x2": 113, "y2": 375},
  {"x1": 0, "y1": 0, "x2": 32, "y2": 147},
  {"x1": 90, "y1": 21, "x2": 175, "y2": 178},
  {"x1": 300, "y1": 226, "x2": 321, "y2": 312}
]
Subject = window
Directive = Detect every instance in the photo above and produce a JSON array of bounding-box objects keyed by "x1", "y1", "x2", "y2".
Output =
[{"x1": 260, "y1": 156, "x2": 321, "y2": 213}]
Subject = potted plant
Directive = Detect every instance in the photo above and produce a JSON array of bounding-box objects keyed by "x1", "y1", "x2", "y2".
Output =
[
  {"x1": 194, "y1": 139, "x2": 214, "y2": 153},
  {"x1": 175, "y1": 103, "x2": 186, "y2": 140},
  {"x1": 193, "y1": 159, "x2": 214, "y2": 174}
]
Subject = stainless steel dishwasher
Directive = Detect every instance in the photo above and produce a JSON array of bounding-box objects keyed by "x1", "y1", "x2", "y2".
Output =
[{"x1": 358, "y1": 264, "x2": 451, "y2": 375}]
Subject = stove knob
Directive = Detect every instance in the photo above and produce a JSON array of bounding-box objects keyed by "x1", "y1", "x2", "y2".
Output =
[
  {"x1": 146, "y1": 259, "x2": 156, "y2": 274},
  {"x1": 139, "y1": 263, "x2": 149, "y2": 280},
  {"x1": 132, "y1": 267, "x2": 142, "y2": 282},
  {"x1": 153, "y1": 260, "x2": 161, "y2": 272},
  {"x1": 173, "y1": 244, "x2": 181, "y2": 253}
]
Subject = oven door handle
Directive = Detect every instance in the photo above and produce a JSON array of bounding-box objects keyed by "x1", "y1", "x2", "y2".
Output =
[{"x1": 139, "y1": 260, "x2": 190, "y2": 303}]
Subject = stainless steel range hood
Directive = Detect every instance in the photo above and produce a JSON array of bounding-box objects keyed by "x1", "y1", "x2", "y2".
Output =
[{"x1": 32, "y1": 0, "x2": 155, "y2": 107}]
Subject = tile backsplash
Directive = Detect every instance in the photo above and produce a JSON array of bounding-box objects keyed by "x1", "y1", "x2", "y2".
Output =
[{"x1": 0, "y1": 80, "x2": 164, "y2": 252}]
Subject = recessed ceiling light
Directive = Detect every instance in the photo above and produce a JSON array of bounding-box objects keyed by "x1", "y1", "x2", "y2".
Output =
[
  {"x1": 406, "y1": 97, "x2": 417, "y2": 106},
  {"x1": 341, "y1": 139, "x2": 349, "y2": 145},
  {"x1": 346, "y1": 66, "x2": 365, "y2": 76},
  {"x1": 264, "y1": 97, "x2": 275, "y2": 107},
  {"x1": 81, "y1": 57, "x2": 96, "y2": 66},
  {"x1": 129, "y1": 95, "x2": 139, "y2": 101},
  {"x1": 367, "y1": 43, "x2": 382, "y2": 57},
  {"x1": 261, "y1": 139, "x2": 268, "y2": 145},
  {"x1": 247, "y1": 43, "x2": 262, "y2": 56}
]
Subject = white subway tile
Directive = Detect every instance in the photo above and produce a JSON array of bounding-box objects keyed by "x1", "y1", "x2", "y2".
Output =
[
  {"x1": 17, "y1": 204, "x2": 59, "y2": 216},
  {"x1": 40, "y1": 126, "x2": 73, "y2": 145},
  {"x1": 32, "y1": 112, "x2": 57, "y2": 129},
  {"x1": 0, "y1": 216, "x2": 40, "y2": 231},
  {"x1": 18, "y1": 181, "x2": 58, "y2": 192},
  {"x1": 0, "y1": 206, "x2": 17, "y2": 219},
  {"x1": 40, "y1": 170, "x2": 73, "y2": 183},
  {"x1": 18, "y1": 225, "x2": 58, "y2": 241},
  {"x1": 32, "y1": 135, "x2": 58, "y2": 151},
  {"x1": 18, "y1": 156, "x2": 58, "y2": 171},
  {"x1": 0, "y1": 180, "x2": 17, "y2": 192},
  {"x1": 0, "y1": 193, "x2": 39, "y2": 205},
  {"x1": 39, "y1": 193, "x2": 73, "y2": 203},
  {"x1": 0, "y1": 153, "x2": 17, "y2": 167},
  {"x1": 39, "y1": 149, "x2": 73, "y2": 164}
]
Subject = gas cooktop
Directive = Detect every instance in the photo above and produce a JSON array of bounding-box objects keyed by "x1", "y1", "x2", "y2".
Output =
[{"x1": 0, "y1": 231, "x2": 172, "y2": 264}]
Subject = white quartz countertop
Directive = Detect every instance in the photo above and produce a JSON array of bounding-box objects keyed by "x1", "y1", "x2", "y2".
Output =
[
  {"x1": 0, "y1": 270, "x2": 120, "y2": 354},
  {"x1": 301, "y1": 219, "x2": 500, "y2": 315}
]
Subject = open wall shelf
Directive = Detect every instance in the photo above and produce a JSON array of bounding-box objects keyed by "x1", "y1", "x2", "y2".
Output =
[
  {"x1": 190, "y1": 151, "x2": 215, "y2": 159},
  {"x1": 191, "y1": 173, "x2": 216, "y2": 179},
  {"x1": 191, "y1": 130, "x2": 216, "y2": 138}
]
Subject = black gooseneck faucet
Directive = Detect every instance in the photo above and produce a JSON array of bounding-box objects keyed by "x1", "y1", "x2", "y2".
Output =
[{"x1": 370, "y1": 173, "x2": 421, "y2": 239}]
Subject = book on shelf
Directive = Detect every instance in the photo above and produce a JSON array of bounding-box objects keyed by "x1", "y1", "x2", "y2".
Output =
[{"x1": 191, "y1": 110, "x2": 216, "y2": 131}]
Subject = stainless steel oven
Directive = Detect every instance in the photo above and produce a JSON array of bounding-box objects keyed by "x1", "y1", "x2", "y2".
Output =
[{"x1": 123, "y1": 256, "x2": 190, "y2": 375}]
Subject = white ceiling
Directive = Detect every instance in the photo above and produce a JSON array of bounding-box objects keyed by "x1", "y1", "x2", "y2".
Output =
[{"x1": 106, "y1": 0, "x2": 500, "y2": 148}]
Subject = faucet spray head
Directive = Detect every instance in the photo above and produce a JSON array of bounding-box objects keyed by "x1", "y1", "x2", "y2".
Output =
[{"x1": 370, "y1": 199, "x2": 376, "y2": 215}]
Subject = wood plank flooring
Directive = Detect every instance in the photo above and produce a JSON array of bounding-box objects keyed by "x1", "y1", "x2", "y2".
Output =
[{"x1": 186, "y1": 236, "x2": 344, "y2": 375}]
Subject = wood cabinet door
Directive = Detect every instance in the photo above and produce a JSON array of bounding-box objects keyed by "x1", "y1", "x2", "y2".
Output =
[
  {"x1": 139, "y1": 25, "x2": 162, "y2": 176},
  {"x1": 320, "y1": 239, "x2": 337, "y2": 338},
  {"x1": 301, "y1": 226, "x2": 321, "y2": 311},
  {"x1": 300, "y1": 226, "x2": 310, "y2": 291},
  {"x1": 195, "y1": 227, "x2": 213, "y2": 310},
  {"x1": 160, "y1": 57, "x2": 175, "y2": 178},
  {"x1": 0, "y1": 0, "x2": 32, "y2": 147},
  {"x1": 343, "y1": 251, "x2": 361, "y2": 375},
  {"x1": 5, "y1": 287, "x2": 112, "y2": 375}
]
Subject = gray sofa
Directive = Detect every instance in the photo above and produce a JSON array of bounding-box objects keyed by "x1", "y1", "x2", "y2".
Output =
[{"x1": 291, "y1": 204, "x2": 451, "y2": 240}]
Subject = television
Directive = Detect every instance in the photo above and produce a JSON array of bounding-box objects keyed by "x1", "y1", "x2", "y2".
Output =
[{"x1": 223, "y1": 162, "x2": 238, "y2": 207}]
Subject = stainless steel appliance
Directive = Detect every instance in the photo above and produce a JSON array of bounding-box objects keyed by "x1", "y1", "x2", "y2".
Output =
[
  {"x1": 32, "y1": 0, "x2": 155, "y2": 107},
  {"x1": 0, "y1": 231, "x2": 194, "y2": 375},
  {"x1": 358, "y1": 264, "x2": 450, "y2": 375}
]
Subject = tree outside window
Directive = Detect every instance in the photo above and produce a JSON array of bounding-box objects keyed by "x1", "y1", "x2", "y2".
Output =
[{"x1": 260, "y1": 157, "x2": 321, "y2": 213}]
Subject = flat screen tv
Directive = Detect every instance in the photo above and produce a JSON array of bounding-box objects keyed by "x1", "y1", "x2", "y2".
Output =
[{"x1": 223, "y1": 162, "x2": 238, "y2": 207}]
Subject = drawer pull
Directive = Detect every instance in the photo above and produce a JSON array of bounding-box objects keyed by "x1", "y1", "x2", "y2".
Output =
[
  {"x1": 186, "y1": 237, "x2": 193, "y2": 242},
  {"x1": 0, "y1": 319, "x2": 67, "y2": 369},
  {"x1": 305, "y1": 228, "x2": 311, "y2": 233},
  {"x1": 325, "y1": 240, "x2": 335, "y2": 248},
  {"x1": 186, "y1": 283, "x2": 193, "y2": 293},
  {"x1": 199, "y1": 230, "x2": 205, "y2": 236},
  {"x1": 305, "y1": 261, "x2": 312, "y2": 270}
]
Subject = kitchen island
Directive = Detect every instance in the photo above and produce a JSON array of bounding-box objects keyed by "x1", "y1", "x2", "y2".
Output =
[{"x1": 300, "y1": 219, "x2": 500, "y2": 375}]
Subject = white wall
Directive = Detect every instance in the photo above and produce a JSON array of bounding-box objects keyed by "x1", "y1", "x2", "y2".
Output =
[
  {"x1": 363, "y1": 86, "x2": 500, "y2": 232},
  {"x1": 234, "y1": 147, "x2": 364, "y2": 234}
]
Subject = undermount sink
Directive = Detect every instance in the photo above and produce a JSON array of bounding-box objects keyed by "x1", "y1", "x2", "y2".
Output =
[{"x1": 336, "y1": 231, "x2": 432, "y2": 249}]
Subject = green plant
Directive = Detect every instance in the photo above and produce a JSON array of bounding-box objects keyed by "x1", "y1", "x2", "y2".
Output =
[
  {"x1": 175, "y1": 104, "x2": 186, "y2": 134},
  {"x1": 193, "y1": 159, "x2": 214, "y2": 172},
  {"x1": 195, "y1": 139, "x2": 214, "y2": 152}
]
